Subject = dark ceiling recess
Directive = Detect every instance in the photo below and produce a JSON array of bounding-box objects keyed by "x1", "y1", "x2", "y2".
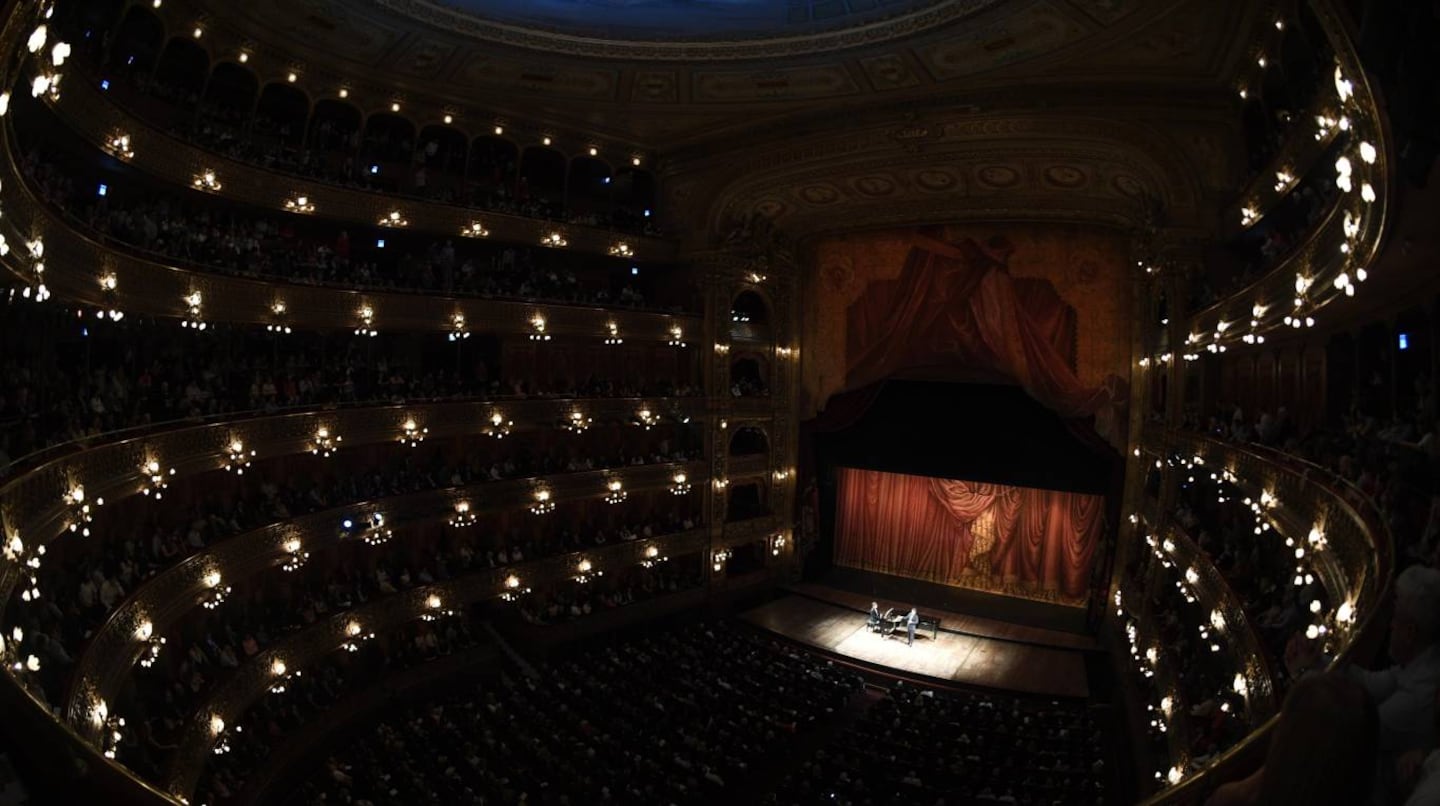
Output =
[{"x1": 815, "y1": 380, "x2": 1119, "y2": 495}]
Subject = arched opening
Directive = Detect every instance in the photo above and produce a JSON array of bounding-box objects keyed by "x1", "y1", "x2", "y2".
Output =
[
  {"x1": 565, "y1": 156, "x2": 614, "y2": 221},
  {"x1": 725, "y1": 482, "x2": 767, "y2": 522},
  {"x1": 731, "y1": 290, "x2": 769, "y2": 325},
  {"x1": 729, "y1": 358, "x2": 769, "y2": 397},
  {"x1": 199, "y1": 62, "x2": 258, "y2": 135},
  {"x1": 613, "y1": 166, "x2": 658, "y2": 232},
  {"x1": 108, "y1": 7, "x2": 164, "y2": 79},
  {"x1": 518, "y1": 146, "x2": 566, "y2": 218},
  {"x1": 728, "y1": 427, "x2": 769, "y2": 456},
  {"x1": 416, "y1": 124, "x2": 467, "y2": 201},
  {"x1": 152, "y1": 38, "x2": 207, "y2": 106},
  {"x1": 359, "y1": 113, "x2": 415, "y2": 191},
  {"x1": 467, "y1": 135, "x2": 520, "y2": 207},
  {"x1": 308, "y1": 99, "x2": 362, "y2": 162},
  {"x1": 254, "y1": 82, "x2": 309, "y2": 149}
]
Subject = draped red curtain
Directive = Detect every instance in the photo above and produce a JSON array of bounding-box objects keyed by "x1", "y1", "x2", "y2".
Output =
[
  {"x1": 834, "y1": 468, "x2": 1103, "y2": 602},
  {"x1": 840, "y1": 234, "x2": 1125, "y2": 447}
]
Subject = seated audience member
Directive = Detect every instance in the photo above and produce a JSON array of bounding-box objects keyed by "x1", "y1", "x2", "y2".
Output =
[
  {"x1": 1205, "y1": 672, "x2": 1378, "y2": 806},
  {"x1": 1398, "y1": 684, "x2": 1440, "y2": 806}
]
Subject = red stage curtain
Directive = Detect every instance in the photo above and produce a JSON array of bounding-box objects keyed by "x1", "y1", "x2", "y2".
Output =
[
  {"x1": 841, "y1": 234, "x2": 1125, "y2": 447},
  {"x1": 835, "y1": 468, "x2": 1103, "y2": 602}
]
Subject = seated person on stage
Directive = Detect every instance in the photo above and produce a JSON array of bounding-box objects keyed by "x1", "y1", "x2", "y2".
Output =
[{"x1": 867, "y1": 602, "x2": 882, "y2": 632}]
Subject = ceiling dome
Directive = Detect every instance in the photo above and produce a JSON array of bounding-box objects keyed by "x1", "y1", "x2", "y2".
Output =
[{"x1": 372, "y1": 0, "x2": 1002, "y2": 59}]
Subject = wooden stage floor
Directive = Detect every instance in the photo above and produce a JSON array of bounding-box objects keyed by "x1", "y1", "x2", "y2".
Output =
[{"x1": 742, "y1": 595, "x2": 1090, "y2": 698}]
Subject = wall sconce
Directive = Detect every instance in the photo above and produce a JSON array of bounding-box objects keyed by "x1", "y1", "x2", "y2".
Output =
[
  {"x1": 715, "y1": 343, "x2": 730, "y2": 355},
  {"x1": 635, "y1": 408, "x2": 658, "y2": 430},
  {"x1": 604, "y1": 478, "x2": 627, "y2": 504},
  {"x1": 529, "y1": 313, "x2": 551, "y2": 341},
  {"x1": 747, "y1": 271, "x2": 767, "y2": 284},
  {"x1": 460, "y1": 221, "x2": 489, "y2": 238},
  {"x1": 267, "y1": 300, "x2": 292, "y2": 334},
  {"x1": 485, "y1": 411, "x2": 513, "y2": 439},
  {"x1": 1273, "y1": 169, "x2": 1294, "y2": 192},
  {"x1": 714, "y1": 477, "x2": 729, "y2": 491},
  {"x1": 530, "y1": 488, "x2": 555, "y2": 515},
  {"x1": 712, "y1": 549, "x2": 732, "y2": 573},
  {"x1": 421, "y1": 593, "x2": 455, "y2": 621},
  {"x1": 201, "y1": 570, "x2": 231, "y2": 609},
  {"x1": 776, "y1": 346, "x2": 797, "y2": 359},
  {"x1": 284, "y1": 194, "x2": 314, "y2": 214},
  {"x1": 565, "y1": 410, "x2": 592, "y2": 434},
  {"x1": 342, "y1": 620, "x2": 375, "y2": 652},
  {"x1": 181, "y1": 290, "x2": 206, "y2": 330},
  {"x1": 399, "y1": 418, "x2": 427, "y2": 447},
  {"x1": 361, "y1": 512, "x2": 393, "y2": 546},
  {"x1": 501, "y1": 574, "x2": 531, "y2": 601},
  {"x1": 309, "y1": 426, "x2": 342, "y2": 457},
  {"x1": 268, "y1": 657, "x2": 301, "y2": 694},
  {"x1": 378, "y1": 210, "x2": 408, "y2": 227},
  {"x1": 224, "y1": 439, "x2": 254, "y2": 474},
  {"x1": 192, "y1": 169, "x2": 222, "y2": 192},
  {"x1": 670, "y1": 472, "x2": 692, "y2": 495},
  {"x1": 449, "y1": 312, "x2": 470, "y2": 341},
  {"x1": 604, "y1": 321, "x2": 623, "y2": 345},
  {"x1": 140, "y1": 457, "x2": 174, "y2": 498},
  {"x1": 450, "y1": 501, "x2": 479, "y2": 528},
  {"x1": 95, "y1": 271, "x2": 124, "y2": 320},
  {"x1": 1240, "y1": 205, "x2": 1257, "y2": 226},
  {"x1": 667, "y1": 324, "x2": 687, "y2": 347},
  {"x1": 641, "y1": 544, "x2": 668, "y2": 568},
  {"x1": 771, "y1": 533, "x2": 787, "y2": 556},
  {"x1": 774, "y1": 468, "x2": 792, "y2": 482},
  {"x1": 541, "y1": 231, "x2": 568, "y2": 248},
  {"x1": 105, "y1": 132, "x2": 134, "y2": 160},
  {"x1": 280, "y1": 537, "x2": 309, "y2": 572},
  {"x1": 609, "y1": 241, "x2": 633, "y2": 258},
  {"x1": 574, "y1": 558, "x2": 603, "y2": 584},
  {"x1": 136, "y1": 618, "x2": 166, "y2": 668},
  {"x1": 62, "y1": 483, "x2": 100, "y2": 537},
  {"x1": 355, "y1": 305, "x2": 378, "y2": 337}
]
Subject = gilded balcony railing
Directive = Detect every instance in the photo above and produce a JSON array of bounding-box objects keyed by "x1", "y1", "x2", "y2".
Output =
[
  {"x1": 64, "y1": 459, "x2": 707, "y2": 737},
  {"x1": 161, "y1": 527, "x2": 711, "y2": 800},
  {"x1": 1179, "y1": 0, "x2": 1390, "y2": 353},
  {"x1": 40, "y1": 66, "x2": 676, "y2": 264},
  {"x1": 0, "y1": 396, "x2": 708, "y2": 642},
  {"x1": 1135, "y1": 430, "x2": 1391, "y2": 802}
]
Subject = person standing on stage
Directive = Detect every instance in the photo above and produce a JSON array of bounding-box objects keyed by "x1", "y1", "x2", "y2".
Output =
[
  {"x1": 868, "y1": 602, "x2": 882, "y2": 632},
  {"x1": 906, "y1": 607, "x2": 919, "y2": 646}
]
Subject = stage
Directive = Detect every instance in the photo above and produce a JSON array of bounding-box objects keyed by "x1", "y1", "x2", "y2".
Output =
[{"x1": 741, "y1": 590, "x2": 1091, "y2": 698}]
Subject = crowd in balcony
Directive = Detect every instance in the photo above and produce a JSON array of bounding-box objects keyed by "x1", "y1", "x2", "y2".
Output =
[
  {"x1": 118, "y1": 510, "x2": 703, "y2": 781},
  {"x1": 190, "y1": 612, "x2": 493, "y2": 802},
  {"x1": 50, "y1": 7, "x2": 663, "y2": 237},
  {"x1": 15, "y1": 130, "x2": 682, "y2": 312},
  {"x1": 9, "y1": 428, "x2": 702, "y2": 696},
  {"x1": 773, "y1": 682, "x2": 1105, "y2": 805},
  {"x1": 297, "y1": 620, "x2": 866, "y2": 806},
  {"x1": 0, "y1": 302, "x2": 700, "y2": 476}
]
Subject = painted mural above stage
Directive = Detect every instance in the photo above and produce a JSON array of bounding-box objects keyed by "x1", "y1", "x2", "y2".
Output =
[
  {"x1": 834, "y1": 468, "x2": 1104, "y2": 607},
  {"x1": 804, "y1": 225, "x2": 1132, "y2": 445}
]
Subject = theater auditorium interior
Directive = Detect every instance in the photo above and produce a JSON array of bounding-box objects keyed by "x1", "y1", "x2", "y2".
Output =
[{"x1": 0, "y1": 0, "x2": 1436, "y2": 804}]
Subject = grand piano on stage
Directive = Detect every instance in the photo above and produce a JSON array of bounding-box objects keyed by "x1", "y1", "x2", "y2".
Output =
[{"x1": 878, "y1": 610, "x2": 941, "y2": 641}]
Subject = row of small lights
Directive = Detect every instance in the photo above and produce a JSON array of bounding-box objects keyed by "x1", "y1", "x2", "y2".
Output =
[
  {"x1": 101, "y1": 284, "x2": 694, "y2": 343},
  {"x1": 1191, "y1": 53, "x2": 1384, "y2": 350},
  {"x1": 133, "y1": 15, "x2": 647, "y2": 166},
  {"x1": 198, "y1": 532, "x2": 685, "y2": 755}
]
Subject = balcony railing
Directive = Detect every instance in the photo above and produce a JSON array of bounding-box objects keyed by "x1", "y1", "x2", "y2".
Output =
[
  {"x1": 41, "y1": 71, "x2": 675, "y2": 263},
  {"x1": 161, "y1": 528, "x2": 710, "y2": 800},
  {"x1": 1136, "y1": 429, "x2": 1392, "y2": 802}
]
